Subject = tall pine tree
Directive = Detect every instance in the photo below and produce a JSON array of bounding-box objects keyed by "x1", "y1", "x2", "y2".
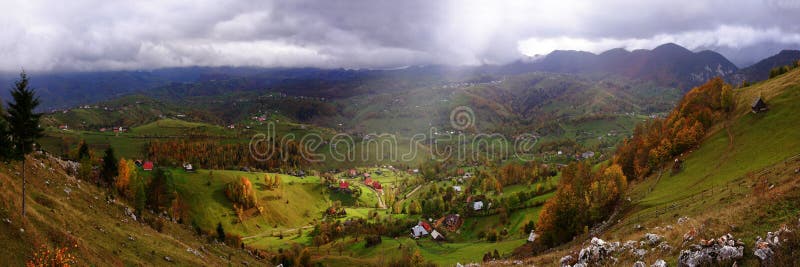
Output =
[
  {"x1": 101, "y1": 147, "x2": 118, "y2": 186},
  {"x1": 5, "y1": 71, "x2": 44, "y2": 217}
]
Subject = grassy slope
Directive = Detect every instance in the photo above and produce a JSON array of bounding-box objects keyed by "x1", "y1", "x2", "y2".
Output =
[
  {"x1": 629, "y1": 68, "x2": 800, "y2": 217},
  {"x1": 0, "y1": 156, "x2": 264, "y2": 266}
]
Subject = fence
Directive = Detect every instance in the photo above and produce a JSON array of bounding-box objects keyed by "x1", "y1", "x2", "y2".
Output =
[{"x1": 623, "y1": 153, "x2": 800, "y2": 226}]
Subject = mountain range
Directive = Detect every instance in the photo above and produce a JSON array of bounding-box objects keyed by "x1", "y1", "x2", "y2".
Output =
[{"x1": 1, "y1": 43, "x2": 798, "y2": 110}]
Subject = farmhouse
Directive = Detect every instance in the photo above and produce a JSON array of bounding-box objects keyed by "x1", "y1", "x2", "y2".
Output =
[
  {"x1": 581, "y1": 151, "x2": 596, "y2": 159},
  {"x1": 435, "y1": 214, "x2": 463, "y2": 231},
  {"x1": 752, "y1": 97, "x2": 768, "y2": 113},
  {"x1": 372, "y1": 181, "x2": 382, "y2": 191},
  {"x1": 183, "y1": 163, "x2": 195, "y2": 172},
  {"x1": 142, "y1": 161, "x2": 154, "y2": 171},
  {"x1": 472, "y1": 201, "x2": 484, "y2": 211},
  {"x1": 411, "y1": 225, "x2": 428, "y2": 238}
]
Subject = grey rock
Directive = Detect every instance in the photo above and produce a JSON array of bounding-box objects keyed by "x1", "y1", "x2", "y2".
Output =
[{"x1": 651, "y1": 259, "x2": 667, "y2": 267}]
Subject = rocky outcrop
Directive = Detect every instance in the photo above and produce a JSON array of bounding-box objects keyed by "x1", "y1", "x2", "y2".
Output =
[{"x1": 678, "y1": 233, "x2": 744, "y2": 267}]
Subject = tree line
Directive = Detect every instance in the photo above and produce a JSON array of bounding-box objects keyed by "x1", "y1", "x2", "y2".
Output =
[{"x1": 145, "y1": 139, "x2": 307, "y2": 171}]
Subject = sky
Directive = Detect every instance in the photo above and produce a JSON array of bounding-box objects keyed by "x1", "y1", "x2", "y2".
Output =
[{"x1": 1, "y1": 0, "x2": 799, "y2": 72}]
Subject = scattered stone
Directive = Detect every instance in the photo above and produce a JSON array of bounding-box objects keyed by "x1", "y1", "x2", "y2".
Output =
[
  {"x1": 677, "y1": 217, "x2": 689, "y2": 225},
  {"x1": 187, "y1": 247, "x2": 203, "y2": 258},
  {"x1": 63, "y1": 187, "x2": 72, "y2": 195},
  {"x1": 635, "y1": 224, "x2": 644, "y2": 230},
  {"x1": 163, "y1": 256, "x2": 173, "y2": 262},
  {"x1": 2, "y1": 218, "x2": 10, "y2": 224},
  {"x1": 19, "y1": 228, "x2": 24, "y2": 233},
  {"x1": 683, "y1": 228, "x2": 697, "y2": 242},
  {"x1": 632, "y1": 249, "x2": 647, "y2": 259},
  {"x1": 651, "y1": 259, "x2": 667, "y2": 267},
  {"x1": 633, "y1": 261, "x2": 646, "y2": 267},
  {"x1": 657, "y1": 241, "x2": 673, "y2": 252},
  {"x1": 128, "y1": 235, "x2": 136, "y2": 241}
]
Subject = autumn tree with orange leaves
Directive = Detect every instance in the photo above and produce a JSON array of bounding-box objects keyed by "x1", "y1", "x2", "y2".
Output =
[
  {"x1": 614, "y1": 77, "x2": 733, "y2": 180},
  {"x1": 535, "y1": 162, "x2": 627, "y2": 247}
]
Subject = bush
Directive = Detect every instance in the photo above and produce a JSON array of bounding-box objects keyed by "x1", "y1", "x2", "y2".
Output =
[
  {"x1": 486, "y1": 229, "x2": 499, "y2": 242},
  {"x1": 144, "y1": 215, "x2": 165, "y2": 232},
  {"x1": 365, "y1": 235, "x2": 382, "y2": 248}
]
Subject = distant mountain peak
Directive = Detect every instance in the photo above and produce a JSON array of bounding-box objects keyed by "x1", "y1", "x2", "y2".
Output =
[{"x1": 652, "y1": 43, "x2": 693, "y2": 55}]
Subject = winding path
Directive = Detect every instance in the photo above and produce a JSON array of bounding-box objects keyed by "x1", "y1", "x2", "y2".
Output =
[{"x1": 365, "y1": 185, "x2": 387, "y2": 209}]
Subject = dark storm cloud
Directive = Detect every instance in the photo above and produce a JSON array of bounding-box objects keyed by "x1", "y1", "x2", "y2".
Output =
[{"x1": 1, "y1": 0, "x2": 799, "y2": 71}]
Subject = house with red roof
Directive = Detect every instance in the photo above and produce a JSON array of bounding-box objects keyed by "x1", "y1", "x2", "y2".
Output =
[
  {"x1": 142, "y1": 161, "x2": 154, "y2": 171},
  {"x1": 364, "y1": 177, "x2": 373, "y2": 186},
  {"x1": 372, "y1": 181, "x2": 382, "y2": 191},
  {"x1": 419, "y1": 221, "x2": 432, "y2": 232},
  {"x1": 339, "y1": 180, "x2": 350, "y2": 190}
]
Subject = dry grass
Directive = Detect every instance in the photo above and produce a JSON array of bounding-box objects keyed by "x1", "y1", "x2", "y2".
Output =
[{"x1": 0, "y1": 154, "x2": 269, "y2": 266}]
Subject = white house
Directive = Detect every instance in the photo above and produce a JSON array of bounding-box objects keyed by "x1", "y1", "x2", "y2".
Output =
[
  {"x1": 411, "y1": 225, "x2": 429, "y2": 238},
  {"x1": 527, "y1": 230, "x2": 538, "y2": 242},
  {"x1": 473, "y1": 201, "x2": 484, "y2": 211},
  {"x1": 452, "y1": 186, "x2": 462, "y2": 193}
]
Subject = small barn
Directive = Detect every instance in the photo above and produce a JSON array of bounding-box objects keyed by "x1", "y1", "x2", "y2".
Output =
[
  {"x1": 752, "y1": 97, "x2": 768, "y2": 113},
  {"x1": 431, "y1": 230, "x2": 445, "y2": 241}
]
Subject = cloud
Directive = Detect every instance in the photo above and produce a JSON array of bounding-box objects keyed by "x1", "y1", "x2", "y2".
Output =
[
  {"x1": 518, "y1": 25, "x2": 800, "y2": 56},
  {"x1": 0, "y1": 0, "x2": 798, "y2": 72}
]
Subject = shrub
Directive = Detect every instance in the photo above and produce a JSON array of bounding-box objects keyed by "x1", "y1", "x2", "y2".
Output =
[
  {"x1": 365, "y1": 235, "x2": 382, "y2": 248},
  {"x1": 27, "y1": 245, "x2": 76, "y2": 267}
]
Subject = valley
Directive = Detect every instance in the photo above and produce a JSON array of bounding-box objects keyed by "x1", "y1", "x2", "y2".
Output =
[{"x1": 1, "y1": 43, "x2": 799, "y2": 266}]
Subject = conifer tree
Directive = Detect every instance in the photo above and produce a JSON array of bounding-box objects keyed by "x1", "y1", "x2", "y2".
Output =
[{"x1": 4, "y1": 72, "x2": 43, "y2": 217}]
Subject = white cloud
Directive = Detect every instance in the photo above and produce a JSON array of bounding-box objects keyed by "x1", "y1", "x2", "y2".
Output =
[
  {"x1": 518, "y1": 25, "x2": 800, "y2": 57},
  {"x1": 0, "y1": 0, "x2": 798, "y2": 71}
]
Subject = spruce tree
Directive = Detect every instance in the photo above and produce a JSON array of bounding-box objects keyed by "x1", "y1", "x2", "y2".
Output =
[
  {"x1": 77, "y1": 140, "x2": 90, "y2": 160},
  {"x1": 4, "y1": 72, "x2": 43, "y2": 217},
  {"x1": 216, "y1": 222, "x2": 226, "y2": 242},
  {"x1": 101, "y1": 147, "x2": 118, "y2": 186}
]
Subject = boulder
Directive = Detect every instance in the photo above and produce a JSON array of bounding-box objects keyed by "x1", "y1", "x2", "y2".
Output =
[
  {"x1": 633, "y1": 261, "x2": 646, "y2": 267},
  {"x1": 643, "y1": 233, "x2": 663, "y2": 246},
  {"x1": 717, "y1": 246, "x2": 743, "y2": 261},
  {"x1": 651, "y1": 259, "x2": 667, "y2": 267}
]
